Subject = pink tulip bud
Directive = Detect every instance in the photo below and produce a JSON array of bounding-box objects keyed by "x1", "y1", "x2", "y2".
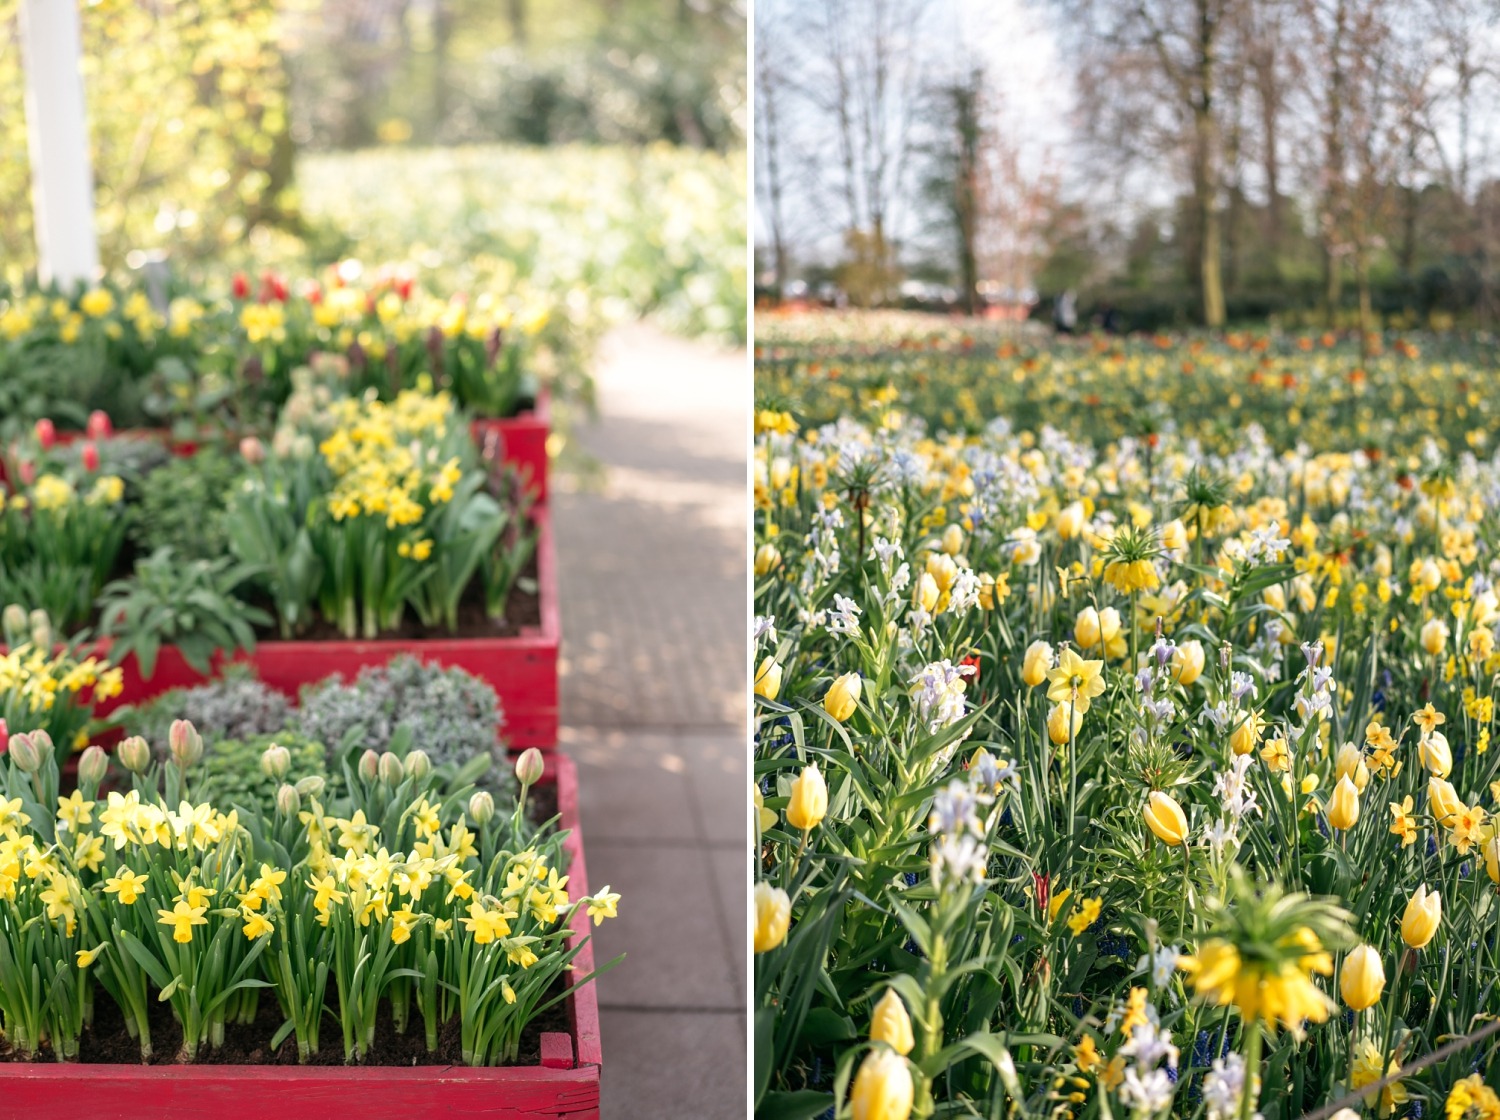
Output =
[
  {"x1": 34, "y1": 418, "x2": 56, "y2": 448},
  {"x1": 81, "y1": 441, "x2": 100, "y2": 473},
  {"x1": 240, "y1": 436, "x2": 266, "y2": 464},
  {"x1": 86, "y1": 410, "x2": 113, "y2": 439}
]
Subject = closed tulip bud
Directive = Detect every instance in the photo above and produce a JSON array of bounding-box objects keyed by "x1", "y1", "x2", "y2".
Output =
[
  {"x1": 469, "y1": 790, "x2": 496, "y2": 826},
  {"x1": 850, "y1": 1046, "x2": 914, "y2": 1120},
  {"x1": 1340, "y1": 944, "x2": 1386, "y2": 1011},
  {"x1": 925, "y1": 553, "x2": 958, "y2": 594},
  {"x1": 514, "y1": 747, "x2": 545, "y2": 787},
  {"x1": 118, "y1": 735, "x2": 151, "y2": 774},
  {"x1": 1402, "y1": 883, "x2": 1441, "y2": 949},
  {"x1": 914, "y1": 571, "x2": 940, "y2": 613},
  {"x1": 1229, "y1": 711, "x2": 1262, "y2": 756},
  {"x1": 28, "y1": 609, "x2": 51, "y2": 650},
  {"x1": 239, "y1": 436, "x2": 266, "y2": 464},
  {"x1": 1420, "y1": 617, "x2": 1449, "y2": 656},
  {"x1": 1144, "y1": 791, "x2": 1189, "y2": 846},
  {"x1": 169, "y1": 719, "x2": 203, "y2": 768},
  {"x1": 275, "y1": 784, "x2": 302, "y2": 816},
  {"x1": 1047, "y1": 702, "x2": 1083, "y2": 745},
  {"x1": 753, "y1": 881, "x2": 791, "y2": 952},
  {"x1": 754, "y1": 543, "x2": 783, "y2": 576},
  {"x1": 870, "y1": 989, "x2": 915, "y2": 1055},
  {"x1": 824, "y1": 673, "x2": 862, "y2": 722},
  {"x1": 1161, "y1": 518, "x2": 1188, "y2": 554},
  {"x1": 378, "y1": 752, "x2": 405, "y2": 787},
  {"x1": 34, "y1": 417, "x2": 56, "y2": 448},
  {"x1": 1172, "y1": 640, "x2": 1205, "y2": 684},
  {"x1": 1428, "y1": 776, "x2": 1462, "y2": 827},
  {"x1": 359, "y1": 749, "x2": 381, "y2": 782},
  {"x1": 1487, "y1": 836, "x2": 1500, "y2": 885},
  {"x1": 1419, "y1": 732, "x2": 1452, "y2": 777},
  {"x1": 786, "y1": 763, "x2": 828, "y2": 832},
  {"x1": 1, "y1": 604, "x2": 26, "y2": 645},
  {"x1": 1022, "y1": 640, "x2": 1053, "y2": 687},
  {"x1": 260, "y1": 744, "x2": 291, "y2": 779},
  {"x1": 1055, "y1": 501, "x2": 1086, "y2": 540},
  {"x1": 941, "y1": 524, "x2": 964, "y2": 555},
  {"x1": 78, "y1": 745, "x2": 109, "y2": 786},
  {"x1": 7, "y1": 732, "x2": 41, "y2": 774},
  {"x1": 754, "y1": 658, "x2": 783, "y2": 701},
  {"x1": 295, "y1": 775, "x2": 326, "y2": 799},
  {"x1": 1074, "y1": 607, "x2": 1103, "y2": 649},
  {"x1": 1327, "y1": 774, "x2": 1360, "y2": 831},
  {"x1": 1334, "y1": 742, "x2": 1370, "y2": 791},
  {"x1": 769, "y1": 456, "x2": 792, "y2": 491},
  {"x1": 405, "y1": 749, "x2": 432, "y2": 780}
]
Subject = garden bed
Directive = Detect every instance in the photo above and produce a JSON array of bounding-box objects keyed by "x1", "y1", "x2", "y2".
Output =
[
  {"x1": 0, "y1": 752, "x2": 601, "y2": 1118},
  {"x1": 92, "y1": 506, "x2": 561, "y2": 750},
  {"x1": 472, "y1": 387, "x2": 550, "y2": 503}
]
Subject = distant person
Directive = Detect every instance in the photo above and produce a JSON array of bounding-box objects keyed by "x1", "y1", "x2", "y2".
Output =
[
  {"x1": 1101, "y1": 304, "x2": 1120, "y2": 334},
  {"x1": 1054, "y1": 290, "x2": 1078, "y2": 335}
]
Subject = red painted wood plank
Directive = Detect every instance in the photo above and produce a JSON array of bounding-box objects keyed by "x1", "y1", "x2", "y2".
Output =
[
  {"x1": 473, "y1": 388, "x2": 551, "y2": 503},
  {"x1": 0, "y1": 757, "x2": 602, "y2": 1118},
  {"x1": 539, "y1": 1033, "x2": 573, "y2": 1070}
]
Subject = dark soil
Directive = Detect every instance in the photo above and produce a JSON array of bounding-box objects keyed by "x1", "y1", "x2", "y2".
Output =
[
  {"x1": 3, "y1": 977, "x2": 570, "y2": 1068},
  {"x1": 256, "y1": 549, "x2": 542, "y2": 642}
]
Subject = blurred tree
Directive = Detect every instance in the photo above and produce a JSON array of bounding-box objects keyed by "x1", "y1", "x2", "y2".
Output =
[{"x1": 0, "y1": 0, "x2": 299, "y2": 276}]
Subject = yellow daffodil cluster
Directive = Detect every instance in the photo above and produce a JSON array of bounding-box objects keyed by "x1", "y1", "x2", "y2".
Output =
[{"x1": 315, "y1": 392, "x2": 460, "y2": 532}]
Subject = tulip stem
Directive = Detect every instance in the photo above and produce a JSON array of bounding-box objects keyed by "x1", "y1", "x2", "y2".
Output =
[
  {"x1": 1179, "y1": 842, "x2": 1192, "y2": 938},
  {"x1": 1239, "y1": 1021, "x2": 1261, "y2": 1120}
]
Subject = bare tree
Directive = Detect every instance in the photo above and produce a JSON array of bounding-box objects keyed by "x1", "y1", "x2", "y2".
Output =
[
  {"x1": 755, "y1": 4, "x2": 793, "y2": 299},
  {"x1": 1064, "y1": 0, "x2": 1237, "y2": 326}
]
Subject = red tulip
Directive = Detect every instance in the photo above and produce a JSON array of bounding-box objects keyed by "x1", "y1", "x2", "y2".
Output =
[
  {"x1": 34, "y1": 418, "x2": 56, "y2": 448},
  {"x1": 0, "y1": 720, "x2": 8, "y2": 756},
  {"x1": 86, "y1": 410, "x2": 113, "y2": 439},
  {"x1": 232, "y1": 271, "x2": 250, "y2": 300},
  {"x1": 81, "y1": 441, "x2": 99, "y2": 473},
  {"x1": 18, "y1": 460, "x2": 35, "y2": 485}
]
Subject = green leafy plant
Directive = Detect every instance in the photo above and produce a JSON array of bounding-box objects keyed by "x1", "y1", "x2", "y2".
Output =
[{"x1": 98, "y1": 548, "x2": 270, "y2": 678}]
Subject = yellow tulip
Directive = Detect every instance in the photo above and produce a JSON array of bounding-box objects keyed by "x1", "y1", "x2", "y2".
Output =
[
  {"x1": 1172, "y1": 640, "x2": 1205, "y2": 685},
  {"x1": 1055, "y1": 501, "x2": 1086, "y2": 540},
  {"x1": 753, "y1": 881, "x2": 791, "y2": 952},
  {"x1": 869, "y1": 988, "x2": 914, "y2": 1056},
  {"x1": 1022, "y1": 640, "x2": 1054, "y2": 687},
  {"x1": 1327, "y1": 774, "x2": 1360, "y2": 831},
  {"x1": 754, "y1": 543, "x2": 782, "y2": 576},
  {"x1": 1428, "y1": 776, "x2": 1462, "y2": 826},
  {"x1": 1048, "y1": 702, "x2": 1084, "y2": 745},
  {"x1": 1339, "y1": 945, "x2": 1385, "y2": 1011},
  {"x1": 824, "y1": 673, "x2": 862, "y2": 722},
  {"x1": 925, "y1": 553, "x2": 958, "y2": 594},
  {"x1": 1486, "y1": 837, "x2": 1500, "y2": 885},
  {"x1": 1419, "y1": 732, "x2": 1452, "y2": 777},
  {"x1": 1334, "y1": 742, "x2": 1369, "y2": 791},
  {"x1": 1144, "y1": 791, "x2": 1189, "y2": 846},
  {"x1": 914, "y1": 572, "x2": 940, "y2": 613},
  {"x1": 851, "y1": 1046, "x2": 914, "y2": 1120},
  {"x1": 1420, "y1": 617, "x2": 1449, "y2": 657},
  {"x1": 1401, "y1": 884, "x2": 1441, "y2": 949},
  {"x1": 1230, "y1": 710, "x2": 1264, "y2": 756},
  {"x1": 786, "y1": 763, "x2": 828, "y2": 832},
  {"x1": 941, "y1": 524, "x2": 964, "y2": 556},
  {"x1": 754, "y1": 658, "x2": 783, "y2": 701}
]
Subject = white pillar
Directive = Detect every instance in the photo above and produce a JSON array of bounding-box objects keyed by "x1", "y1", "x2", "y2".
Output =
[{"x1": 19, "y1": 0, "x2": 99, "y2": 289}]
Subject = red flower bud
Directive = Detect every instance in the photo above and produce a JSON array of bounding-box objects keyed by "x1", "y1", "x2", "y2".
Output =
[
  {"x1": 18, "y1": 460, "x2": 35, "y2": 486},
  {"x1": 86, "y1": 410, "x2": 113, "y2": 439},
  {"x1": 0, "y1": 719, "x2": 8, "y2": 756},
  {"x1": 232, "y1": 271, "x2": 250, "y2": 300},
  {"x1": 34, "y1": 418, "x2": 55, "y2": 448},
  {"x1": 81, "y1": 441, "x2": 100, "y2": 473}
]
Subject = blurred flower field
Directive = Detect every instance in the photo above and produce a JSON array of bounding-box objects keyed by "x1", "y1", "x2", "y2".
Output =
[
  {"x1": 290, "y1": 144, "x2": 747, "y2": 346},
  {"x1": 753, "y1": 316, "x2": 1500, "y2": 1119}
]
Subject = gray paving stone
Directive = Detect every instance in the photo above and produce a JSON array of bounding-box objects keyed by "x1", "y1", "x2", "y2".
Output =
[
  {"x1": 588, "y1": 842, "x2": 740, "y2": 1010},
  {"x1": 600, "y1": 1009, "x2": 746, "y2": 1120}
]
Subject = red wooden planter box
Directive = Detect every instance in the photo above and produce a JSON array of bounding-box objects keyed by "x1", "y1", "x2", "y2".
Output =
[
  {"x1": 472, "y1": 388, "x2": 550, "y2": 503},
  {"x1": 0, "y1": 752, "x2": 601, "y2": 1118},
  {"x1": 92, "y1": 506, "x2": 561, "y2": 751}
]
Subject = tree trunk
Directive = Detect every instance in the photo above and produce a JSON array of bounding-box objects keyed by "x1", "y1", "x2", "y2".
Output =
[{"x1": 1194, "y1": 0, "x2": 1225, "y2": 328}]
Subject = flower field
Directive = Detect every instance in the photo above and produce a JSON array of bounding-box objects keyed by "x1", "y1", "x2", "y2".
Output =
[{"x1": 753, "y1": 318, "x2": 1500, "y2": 1119}]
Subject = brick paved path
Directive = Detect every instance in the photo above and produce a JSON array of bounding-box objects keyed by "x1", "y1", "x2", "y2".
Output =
[{"x1": 553, "y1": 322, "x2": 747, "y2": 1119}]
